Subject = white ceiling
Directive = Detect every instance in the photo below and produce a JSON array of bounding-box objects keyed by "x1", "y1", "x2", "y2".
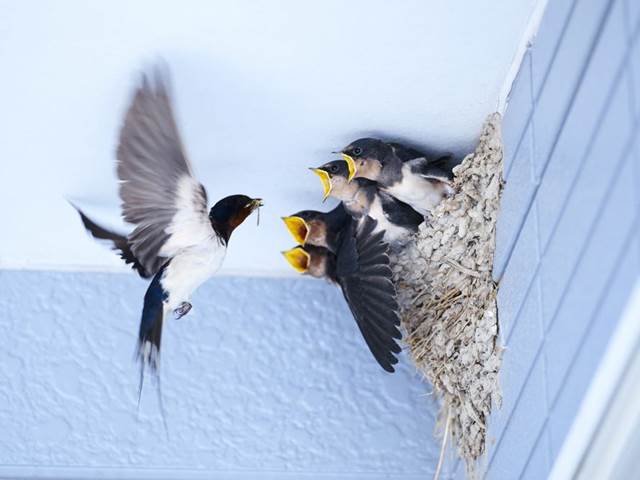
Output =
[{"x1": 0, "y1": 0, "x2": 542, "y2": 275}]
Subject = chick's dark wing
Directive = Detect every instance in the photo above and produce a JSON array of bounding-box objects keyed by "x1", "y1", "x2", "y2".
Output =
[
  {"x1": 407, "y1": 155, "x2": 455, "y2": 182},
  {"x1": 117, "y1": 68, "x2": 213, "y2": 275},
  {"x1": 336, "y1": 216, "x2": 402, "y2": 372},
  {"x1": 388, "y1": 142, "x2": 427, "y2": 162},
  {"x1": 379, "y1": 192, "x2": 424, "y2": 232},
  {"x1": 74, "y1": 206, "x2": 151, "y2": 278}
]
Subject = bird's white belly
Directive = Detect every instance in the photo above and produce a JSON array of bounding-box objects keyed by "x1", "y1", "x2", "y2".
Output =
[
  {"x1": 161, "y1": 237, "x2": 226, "y2": 310},
  {"x1": 367, "y1": 197, "x2": 411, "y2": 244},
  {"x1": 385, "y1": 166, "x2": 447, "y2": 215}
]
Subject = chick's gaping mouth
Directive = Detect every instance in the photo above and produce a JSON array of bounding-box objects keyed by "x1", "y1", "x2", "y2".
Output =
[
  {"x1": 309, "y1": 168, "x2": 332, "y2": 201},
  {"x1": 282, "y1": 216, "x2": 309, "y2": 245},
  {"x1": 281, "y1": 246, "x2": 310, "y2": 273},
  {"x1": 341, "y1": 153, "x2": 357, "y2": 181}
]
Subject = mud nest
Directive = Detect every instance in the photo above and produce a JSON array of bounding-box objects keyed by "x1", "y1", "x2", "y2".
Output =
[{"x1": 393, "y1": 114, "x2": 503, "y2": 476}]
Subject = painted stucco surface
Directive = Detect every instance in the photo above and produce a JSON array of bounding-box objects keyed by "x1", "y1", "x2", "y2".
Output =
[{"x1": 0, "y1": 270, "x2": 441, "y2": 479}]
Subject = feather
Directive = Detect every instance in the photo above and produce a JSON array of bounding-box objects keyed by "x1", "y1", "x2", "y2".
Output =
[
  {"x1": 73, "y1": 205, "x2": 154, "y2": 278},
  {"x1": 116, "y1": 68, "x2": 214, "y2": 273},
  {"x1": 336, "y1": 216, "x2": 402, "y2": 372}
]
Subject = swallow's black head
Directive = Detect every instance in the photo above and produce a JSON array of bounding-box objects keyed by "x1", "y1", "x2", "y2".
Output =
[
  {"x1": 308, "y1": 160, "x2": 354, "y2": 201},
  {"x1": 289, "y1": 210, "x2": 324, "y2": 223},
  {"x1": 209, "y1": 194, "x2": 263, "y2": 244},
  {"x1": 341, "y1": 138, "x2": 388, "y2": 160},
  {"x1": 340, "y1": 138, "x2": 390, "y2": 182},
  {"x1": 317, "y1": 160, "x2": 350, "y2": 179},
  {"x1": 281, "y1": 210, "x2": 327, "y2": 247},
  {"x1": 282, "y1": 205, "x2": 348, "y2": 252}
]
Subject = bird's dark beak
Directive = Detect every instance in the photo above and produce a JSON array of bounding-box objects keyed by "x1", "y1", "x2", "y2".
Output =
[
  {"x1": 281, "y1": 216, "x2": 309, "y2": 245},
  {"x1": 309, "y1": 168, "x2": 332, "y2": 201},
  {"x1": 281, "y1": 246, "x2": 310, "y2": 273},
  {"x1": 341, "y1": 154, "x2": 357, "y2": 181}
]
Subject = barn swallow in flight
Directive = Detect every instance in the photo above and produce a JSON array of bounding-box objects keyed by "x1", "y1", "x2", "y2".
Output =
[
  {"x1": 310, "y1": 160, "x2": 423, "y2": 245},
  {"x1": 281, "y1": 204, "x2": 348, "y2": 253},
  {"x1": 282, "y1": 216, "x2": 402, "y2": 372},
  {"x1": 340, "y1": 138, "x2": 455, "y2": 215},
  {"x1": 83, "y1": 67, "x2": 262, "y2": 381}
]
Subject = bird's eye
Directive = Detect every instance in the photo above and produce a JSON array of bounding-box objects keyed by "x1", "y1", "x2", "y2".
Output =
[
  {"x1": 353, "y1": 147, "x2": 363, "y2": 156},
  {"x1": 330, "y1": 165, "x2": 338, "y2": 173}
]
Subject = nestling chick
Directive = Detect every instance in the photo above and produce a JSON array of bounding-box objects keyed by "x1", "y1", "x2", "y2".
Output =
[
  {"x1": 282, "y1": 217, "x2": 402, "y2": 372},
  {"x1": 340, "y1": 137, "x2": 455, "y2": 215},
  {"x1": 281, "y1": 204, "x2": 348, "y2": 253},
  {"x1": 310, "y1": 160, "x2": 423, "y2": 246}
]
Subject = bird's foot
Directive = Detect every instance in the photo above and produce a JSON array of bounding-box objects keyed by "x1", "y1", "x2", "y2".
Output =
[{"x1": 174, "y1": 302, "x2": 192, "y2": 319}]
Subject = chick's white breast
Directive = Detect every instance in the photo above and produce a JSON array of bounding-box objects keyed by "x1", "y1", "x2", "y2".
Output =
[
  {"x1": 367, "y1": 196, "x2": 410, "y2": 244},
  {"x1": 385, "y1": 164, "x2": 445, "y2": 215}
]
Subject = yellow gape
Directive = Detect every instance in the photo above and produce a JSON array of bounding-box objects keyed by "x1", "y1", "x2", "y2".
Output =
[
  {"x1": 281, "y1": 247, "x2": 310, "y2": 273},
  {"x1": 341, "y1": 153, "x2": 357, "y2": 181},
  {"x1": 310, "y1": 168, "x2": 332, "y2": 201},
  {"x1": 281, "y1": 216, "x2": 309, "y2": 245}
]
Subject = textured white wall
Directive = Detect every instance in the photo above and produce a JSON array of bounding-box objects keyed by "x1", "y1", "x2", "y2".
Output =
[
  {"x1": 0, "y1": 271, "x2": 443, "y2": 478},
  {"x1": 0, "y1": 0, "x2": 540, "y2": 275}
]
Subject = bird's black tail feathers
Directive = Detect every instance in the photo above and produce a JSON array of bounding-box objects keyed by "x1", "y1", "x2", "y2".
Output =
[
  {"x1": 136, "y1": 265, "x2": 170, "y2": 436},
  {"x1": 137, "y1": 267, "x2": 168, "y2": 400}
]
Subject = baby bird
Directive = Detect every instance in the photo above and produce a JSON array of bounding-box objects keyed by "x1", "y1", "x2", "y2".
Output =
[
  {"x1": 310, "y1": 160, "x2": 423, "y2": 246},
  {"x1": 281, "y1": 204, "x2": 348, "y2": 253},
  {"x1": 282, "y1": 216, "x2": 402, "y2": 372},
  {"x1": 340, "y1": 138, "x2": 455, "y2": 215}
]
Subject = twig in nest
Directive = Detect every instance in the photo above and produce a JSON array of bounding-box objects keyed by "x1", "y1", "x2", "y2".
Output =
[{"x1": 433, "y1": 405, "x2": 452, "y2": 480}]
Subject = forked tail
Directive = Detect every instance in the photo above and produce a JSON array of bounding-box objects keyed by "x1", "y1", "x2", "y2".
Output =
[
  {"x1": 137, "y1": 267, "x2": 168, "y2": 403},
  {"x1": 136, "y1": 266, "x2": 170, "y2": 434}
]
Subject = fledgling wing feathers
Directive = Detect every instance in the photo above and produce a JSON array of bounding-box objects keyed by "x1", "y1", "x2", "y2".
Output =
[
  {"x1": 336, "y1": 216, "x2": 402, "y2": 372},
  {"x1": 117, "y1": 68, "x2": 214, "y2": 273},
  {"x1": 379, "y1": 191, "x2": 424, "y2": 231},
  {"x1": 73, "y1": 206, "x2": 151, "y2": 278},
  {"x1": 408, "y1": 155, "x2": 454, "y2": 182}
]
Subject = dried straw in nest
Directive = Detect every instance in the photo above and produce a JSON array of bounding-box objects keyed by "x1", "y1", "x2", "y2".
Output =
[{"x1": 392, "y1": 114, "x2": 504, "y2": 477}]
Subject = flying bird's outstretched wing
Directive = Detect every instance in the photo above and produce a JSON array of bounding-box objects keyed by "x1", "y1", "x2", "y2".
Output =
[
  {"x1": 73, "y1": 206, "x2": 151, "y2": 278},
  {"x1": 117, "y1": 68, "x2": 214, "y2": 276},
  {"x1": 336, "y1": 216, "x2": 402, "y2": 372}
]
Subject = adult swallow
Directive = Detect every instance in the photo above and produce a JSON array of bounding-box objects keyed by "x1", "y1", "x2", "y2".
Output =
[
  {"x1": 310, "y1": 160, "x2": 423, "y2": 245},
  {"x1": 88, "y1": 67, "x2": 262, "y2": 379},
  {"x1": 282, "y1": 216, "x2": 402, "y2": 372},
  {"x1": 340, "y1": 138, "x2": 455, "y2": 215},
  {"x1": 281, "y1": 204, "x2": 348, "y2": 253}
]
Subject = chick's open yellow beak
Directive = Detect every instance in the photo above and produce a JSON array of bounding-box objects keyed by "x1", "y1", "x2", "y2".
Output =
[
  {"x1": 281, "y1": 246, "x2": 310, "y2": 273},
  {"x1": 281, "y1": 216, "x2": 309, "y2": 245},
  {"x1": 309, "y1": 168, "x2": 332, "y2": 201},
  {"x1": 341, "y1": 154, "x2": 357, "y2": 181}
]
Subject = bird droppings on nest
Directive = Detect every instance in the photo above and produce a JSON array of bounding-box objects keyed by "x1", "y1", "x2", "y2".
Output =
[{"x1": 392, "y1": 113, "x2": 504, "y2": 478}]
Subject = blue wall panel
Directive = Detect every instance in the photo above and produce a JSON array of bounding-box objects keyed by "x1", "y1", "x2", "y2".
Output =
[
  {"x1": 502, "y1": 51, "x2": 534, "y2": 181},
  {"x1": 489, "y1": 0, "x2": 640, "y2": 477}
]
